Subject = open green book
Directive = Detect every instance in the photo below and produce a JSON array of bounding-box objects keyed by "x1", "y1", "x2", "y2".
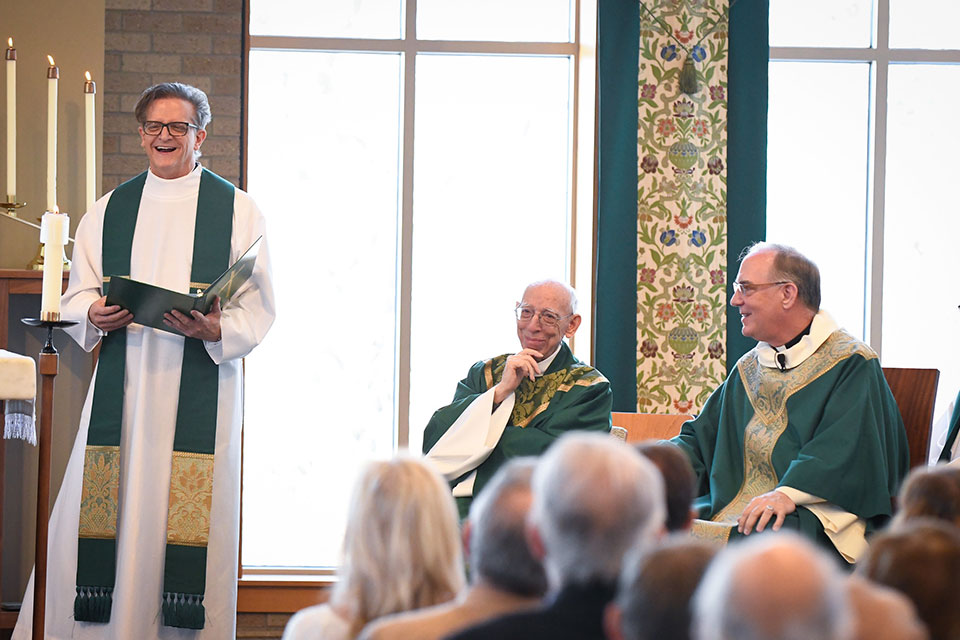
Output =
[{"x1": 105, "y1": 236, "x2": 262, "y2": 336}]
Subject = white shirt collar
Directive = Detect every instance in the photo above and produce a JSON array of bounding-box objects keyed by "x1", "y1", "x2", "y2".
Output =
[
  {"x1": 535, "y1": 343, "x2": 563, "y2": 376},
  {"x1": 755, "y1": 310, "x2": 839, "y2": 370}
]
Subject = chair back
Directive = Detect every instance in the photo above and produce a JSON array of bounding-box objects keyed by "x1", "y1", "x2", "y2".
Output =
[
  {"x1": 882, "y1": 367, "x2": 939, "y2": 468},
  {"x1": 610, "y1": 412, "x2": 694, "y2": 443}
]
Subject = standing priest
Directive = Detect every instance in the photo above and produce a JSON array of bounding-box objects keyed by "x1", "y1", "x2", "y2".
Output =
[
  {"x1": 424, "y1": 280, "x2": 612, "y2": 516},
  {"x1": 14, "y1": 82, "x2": 275, "y2": 639},
  {"x1": 672, "y1": 243, "x2": 908, "y2": 563}
]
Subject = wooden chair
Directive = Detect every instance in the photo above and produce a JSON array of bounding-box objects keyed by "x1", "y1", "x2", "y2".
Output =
[
  {"x1": 610, "y1": 412, "x2": 694, "y2": 443},
  {"x1": 882, "y1": 367, "x2": 940, "y2": 469}
]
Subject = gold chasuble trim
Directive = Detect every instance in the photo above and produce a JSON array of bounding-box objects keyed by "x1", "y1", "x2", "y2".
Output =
[
  {"x1": 713, "y1": 331, "x2": 876, "y2": 524},
  {"x1": 166, "y1": 451, "x2": 215, "y2": 547},
  {"x1": 79, "y1": 445, "x2": 121, "y2": 539},
  {"x1": 690, "y1": 519, "x2": 734, "y2": 547},
  {"x1": 484, "y1": 355, "x2": 608, "y2": 429}
]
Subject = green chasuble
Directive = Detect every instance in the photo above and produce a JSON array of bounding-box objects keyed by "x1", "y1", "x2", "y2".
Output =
[
  {"x1": 672, "y1": 330, "x2": 909, "y2": 550},
  {"x1": 423, "y1": 342, "x2": 612, "y2": 508}
]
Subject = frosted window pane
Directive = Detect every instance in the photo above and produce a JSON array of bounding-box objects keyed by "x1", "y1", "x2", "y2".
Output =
[
  {"x1": 408, "y1": 55, "x2": 572, "y2": 453},
  {"x1": 249, "y1": 0, "x2": 401, "y2": 39},
  {"x1": 417, "y1": 0, "x2": 572, "y2": 42},
  {"x1": 890, "y1": 0, "x2": 960, "y2": 49},
  {"x1": 882, "y1": 64, "x2": 960, "y2": 453},
  {"x1": 767, "y1": 61, "x2": 870, "y2": 339},
  {"x1": 769, "y1": 0, "x2": 872, "y2": 48},
  {"x1": 243, "y1": 50, "x2": 401, "y2": 568}
]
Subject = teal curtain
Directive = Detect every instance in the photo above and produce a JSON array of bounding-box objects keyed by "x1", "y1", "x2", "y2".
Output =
[
  {"x1": 595, "y1": 0, "x2": 640, "y2": 411},
  {"x1": 725, "y1": 0, "x2": 769, "y2": 370},
  {"x1": 595, "y1": 0, "x2": 769, "y2": 404}
]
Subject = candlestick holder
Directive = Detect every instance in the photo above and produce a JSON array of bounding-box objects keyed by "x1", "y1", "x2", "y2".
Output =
[{"x1": 19, "y1": 317, "x2": 76, "y2": 640}]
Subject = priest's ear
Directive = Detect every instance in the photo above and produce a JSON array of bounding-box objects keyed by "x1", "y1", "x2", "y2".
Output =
[
  {"x1": 563, "y1": 314, "x2": 582, "y2": 339},
  {"x1": 779, "y1": 282, "x2": 800, "y2": 310}
]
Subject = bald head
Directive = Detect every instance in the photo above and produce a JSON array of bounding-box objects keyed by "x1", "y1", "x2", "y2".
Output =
[
  {"x1": 522, "y1": 280, "x2": 578, "y2": 315},
  {"x1": 694, "y1": 533, "x2": 850, "y2": 640}
]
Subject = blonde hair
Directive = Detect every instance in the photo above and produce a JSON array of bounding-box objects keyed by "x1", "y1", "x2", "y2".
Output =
[{"x1": 331, "y1": 457, "x2": 465, "y2": 636}]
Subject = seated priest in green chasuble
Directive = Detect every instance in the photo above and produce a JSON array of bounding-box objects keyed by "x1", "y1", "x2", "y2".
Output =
[
  {"x1": 672, "y1": 243, "x2": 908, "y2": 564},
  {"x1": 14, "y1": 83, "x2": 275, "y2": 640},
  {"x1": 424, "y1": 280, "x2": 612, "y2": 516}
]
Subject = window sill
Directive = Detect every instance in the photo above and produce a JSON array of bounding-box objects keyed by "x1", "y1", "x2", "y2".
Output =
[{"x1": 237, "y1": 574, "x2": 335, "y2": 613}]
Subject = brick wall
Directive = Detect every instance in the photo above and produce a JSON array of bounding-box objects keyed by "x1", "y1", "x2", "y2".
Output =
[
  {"x1": 102, "y1": 0, "x2": 244, "y2": 192},
  {"x1": 237, "y1": 613, "x2": 293, "y2": 639}
]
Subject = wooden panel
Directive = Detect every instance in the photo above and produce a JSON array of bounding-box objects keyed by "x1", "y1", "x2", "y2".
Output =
[
  {"x1": 237, "y1": 578, "x2": 332, "y2": 613},
  {"x1": 610, "y1": 412, "x2": 694, "y2": 443},
  {"x1": 882, "y1": 367, "x2": 940, "y2": 469}
]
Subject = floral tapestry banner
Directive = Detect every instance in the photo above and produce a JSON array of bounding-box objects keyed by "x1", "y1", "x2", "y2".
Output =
[{"x1": 636, "y1": 0, "x2": 729, "y2": 414}]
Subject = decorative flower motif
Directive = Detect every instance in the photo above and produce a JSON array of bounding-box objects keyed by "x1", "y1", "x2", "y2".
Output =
[
  {"x1": 708, "y1": 341, "x2": 724, "y2": 359},
  {"x1": 692, "y1": 119, "x2": 708, "y2": 138},
  {"x1": 674, "y1": 212, "x2": 692, "y2": 229},
  {"x1": 709, "y1": 85, "x2": 725, "y2": 101},
  {"x1": 656, "y1": 117, "x2": 677, "y2": 137},
  {"x1": 660, "y1": 230, "x2": 677, "y2": 246},
  {"x1": 674, "y1": 29, "x2": 694, "y2": 44},
  {"x1": 707, "y1": 157, "x2": 724, "y2": 175},
  {"x1": 672, "y1": 285, "x2": 695, "y2": 302},
  {"x1": 641, "y1": 83, "x2": 657, "y2": 99},
  {"x1": 656, "y1": 303, "x2": 675, "y2": 321},
  {"x1": 673, "y1": 99, "x2": 695, "y2": 118},
  {"x1": 691, "y1": 45, "x2": 707, "y2": 62},
  {"x1": 690, "y1": 230, "x2": 707, "y2": 247},
  {"x1": 674, "y1": 399, "x2": 694, "y2": 413},
  {"x1": 692, "y1": 303, "x2": 709, "y2": 323},
  {"x1": 641, "y1": 155, "x2": 659, "y2": 174},
  {"x1": 710, "y1": 269, "x2": 724, "y2": 285},
  {"x1": 640, "y1": 339, "x2": 659, "y2": 358},
  {"x1": 661, "y1": 44, "x2": 678, "y2": 61},
  {"x1": 639, "y1": 268, "x2": 657, "y2": 284}
]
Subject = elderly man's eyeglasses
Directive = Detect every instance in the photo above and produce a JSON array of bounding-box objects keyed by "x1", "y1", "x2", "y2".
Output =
[
  {"x1": 515, "y1": 304, "x2": 572, "y2": 328},
  {"x1": 141, "y1": 121, "x2": 199, "y2": 137},
  {"x1": 732, "y1": 281, "x2": 791, "y2": 296}
]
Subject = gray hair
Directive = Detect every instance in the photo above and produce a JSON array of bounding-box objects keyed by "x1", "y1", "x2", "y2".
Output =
[
  {"x1": 693, "y1": 532, "x2": 851, "y2": 640},
  {"x1": 523, "y1": 279, "x2": 579, "y2": 315},
  {"x1": 468, "y1": 457, "x2": 547, "y2": 597},
  {"x1": 530, "y1": 432, "x2": 665, "y2": 587},
  {"x1": 617, "y1": 535, "x2": 717, "y2": 640},
  {"x1": 134, "y1": 82, "x2": 212, "y2": 130},
  {"x1": 741, "y1": 242, "x2": 821, "y2": 312}
]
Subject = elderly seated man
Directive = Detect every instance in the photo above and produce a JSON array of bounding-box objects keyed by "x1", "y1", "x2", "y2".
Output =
[
  {"x1": 424, "y1": 280, "x2": 612, "y2": 515},
  {"x1": 672, "y1": 243, "x2": 908, "y2": 563}
]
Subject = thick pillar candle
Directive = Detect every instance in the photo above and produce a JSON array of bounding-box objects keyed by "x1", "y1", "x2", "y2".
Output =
[
  {"x1": 39, "y1": 211, "x2": 69, "y2": 321},
  {"x1": 46, "y1": 56, "x2": 58, "y2": 213},
  {"x1": 84, "y1": 72, "x2": 96, "y2": 211},
  {"x1": 5, "y1": 39, "x2": 15, "y2": 199}
]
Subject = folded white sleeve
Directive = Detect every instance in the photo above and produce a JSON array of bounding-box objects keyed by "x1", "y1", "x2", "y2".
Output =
[
  {"x1": 777, "y1": 486, "x2": 867, "y2": 563},
  {"x1": 424, "y1": 388, "x2": 516, "y2": 498}
]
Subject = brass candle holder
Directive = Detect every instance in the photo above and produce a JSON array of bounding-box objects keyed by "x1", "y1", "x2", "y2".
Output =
[{"x1": 1, "y1": 197, "x2": 73, "y2": 270}]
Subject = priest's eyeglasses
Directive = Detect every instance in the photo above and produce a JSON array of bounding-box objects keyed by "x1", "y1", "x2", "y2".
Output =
[
  {"x1": 732, "y1": 281, "x2": 790, "y2": 296},
  {"x1": 515, "y1": 304, "x2": 572, "y2": 328},
  {"x1": 141, "y1": 121, "x2": 199, "y2": 137}
]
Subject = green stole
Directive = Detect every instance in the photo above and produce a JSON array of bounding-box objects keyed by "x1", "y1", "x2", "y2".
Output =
[{"x1": 74, "y1": 168, "x2": 234, "y2": 629}]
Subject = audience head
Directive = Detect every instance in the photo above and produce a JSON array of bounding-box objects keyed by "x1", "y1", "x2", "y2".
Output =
[
  {"x1": 846, "y1": 576, "x2": 928, "y2": 640},
  {"x1": 605, "y1": 535, "x2": 717, "y2": 640},
  {"x1": 693, "y1": 531, "x2": 851, "y2": 640},
  {"x1": 635, "y1": 442, "x2": 696, "y2": 531},
  {"x1": 857, "y1": 518, "x2": 960, "y2": 640},
  {"x1": 893, "y1": 464, "x2": 960, "y2": 528},
  {"x1": 333, "y1": 456, "x2": 465, "y2": 634},
  {"x1": 528, "y1": 432, "x2": 665, "y2": 588},
  {"x1": 467, "y1": 457, "x2": 547, "y2": 597}
]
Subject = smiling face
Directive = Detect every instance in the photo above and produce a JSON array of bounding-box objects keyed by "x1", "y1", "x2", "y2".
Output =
[
  {"x1": 730, "y1": 250, "x2": 787, "y2": 344},
  {"x1": 138, "y1": 97, "x2": 206, "y2": 180},
  {"x1": 516, "y1": 282, "x2": 581, "y2": 360}
]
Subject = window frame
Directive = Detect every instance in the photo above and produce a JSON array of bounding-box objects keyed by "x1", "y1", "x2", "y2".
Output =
[{"x1": 237, "y1": 0, "x2": 598, "y2": 608}]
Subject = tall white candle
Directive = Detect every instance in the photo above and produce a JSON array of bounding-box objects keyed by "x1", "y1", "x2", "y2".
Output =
[
  {"x1": 84, "y1": 72, "x2": 96, "y2": 211},
  {"x1": 5, "y1": 38, "x2": 15, "y2": 199},
  {"x1": 40, "y1": 210, "x2": 69, "y2": 321},
  {"x1": 46, "y1": 55, "x2": 58, "y2": 213}
]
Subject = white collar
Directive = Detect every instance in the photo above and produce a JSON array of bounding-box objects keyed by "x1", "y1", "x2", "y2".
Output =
[
  {"x1": 755, "y1": 310, "x2": 839, "y2": 370},
  {"x1": 535, "y1": 343, "x2": 563, "y2": 376}
]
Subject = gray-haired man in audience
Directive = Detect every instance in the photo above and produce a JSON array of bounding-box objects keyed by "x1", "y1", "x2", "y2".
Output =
[
  {"x1": 448, "y1": 433, "x2": 665, "y2": 640},
  {"x1": 359, "y1": 458, "x2": 546, "y2": 640}
]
